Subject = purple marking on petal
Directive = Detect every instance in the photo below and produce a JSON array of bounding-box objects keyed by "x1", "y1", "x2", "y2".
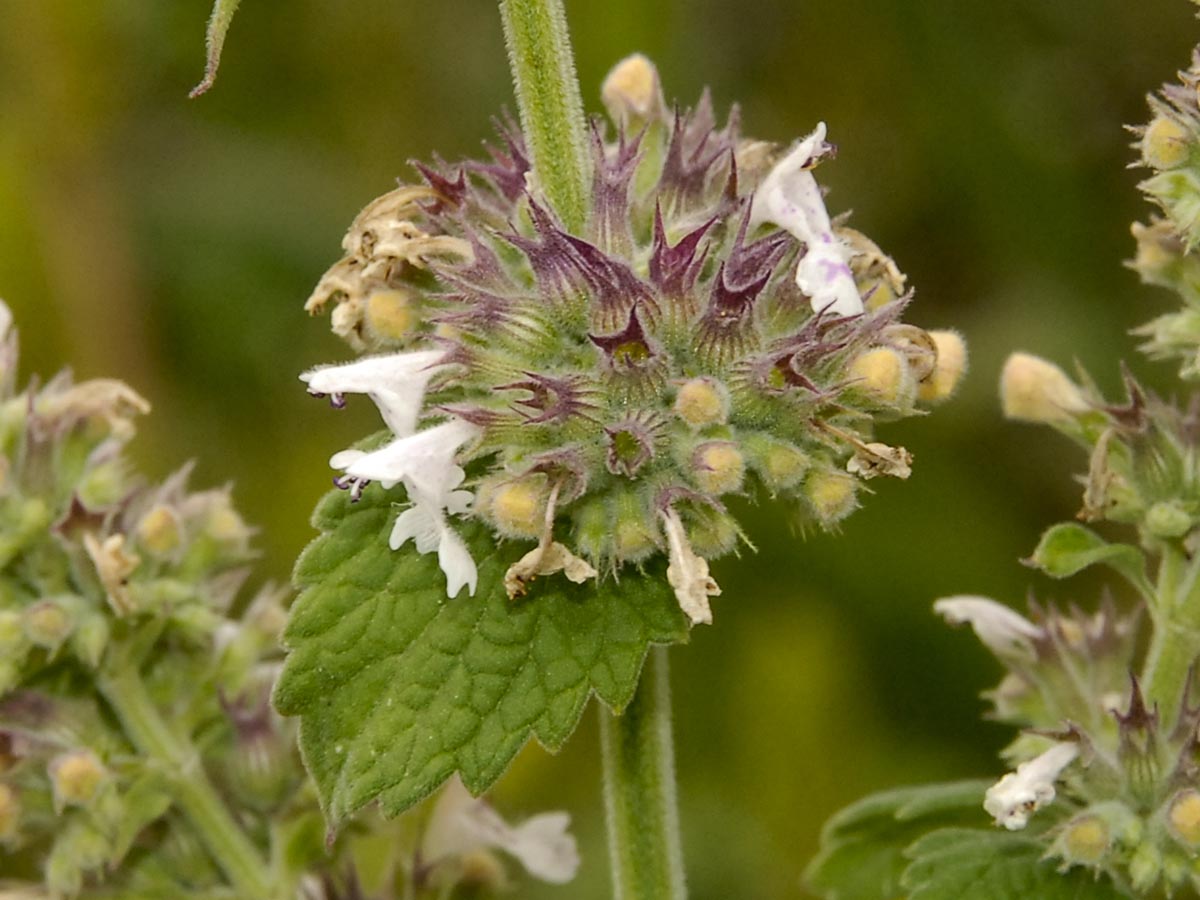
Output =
[
  {"x1": 330, "y1": 393, "x2": 346, "y2": 410},
  {"x1": 307, "y1": 390, "x2": 326, "y2": 399}
]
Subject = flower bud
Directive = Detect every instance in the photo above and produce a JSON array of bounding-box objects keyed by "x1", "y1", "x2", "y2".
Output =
[
  {"x1": 48, "y1": 749, "x2": 107, "y2": 812},
  {"x1": 847, "y1": 347, "x2": 913, "y2": 406},
  {"x1": 1058, "y1": 814, "x2": 1110, "y2": 866},
  {"x1": 1167, "y1": 789, "x2": 1200, "y2": 849},
  {"x1": 805, "y1": 468, "x2": 858, "y2": 526},
  {"x1": 1129, "y1": 841, "x2": 1162, "y2": 893},
  {"x1": 1143, "y1": 115, "x2": 1192, "y2": 170},
  {"x1": 601, "y1": 54, "x2": 666, "y2": 126},
  {"x1": 366, "y1": 289, "x2": 418, "y2": 342},
  {"x1": 459, "y1": 849, "x2": 509, "y2": 890},
  {"x1": 488, "y1": 478, "x2": 547, "y2": 539},
  {"x1": 917, "y1": 330, "x2": 968, "y2": 403},
  {"x1": 1145, "y1": 500, "x2": 1194, "y2": 539},
  {"x1": 613, "y1": 493, "x2": 656, "y2": 562},
  {"x1": 0, "y1": 783, "x2": 19, "y2": 844},
  {"x1": 692, "y1": 442, "x2": 745, "y2": 495},
  {"x1": 23, "y1": 598, "x2": 74, "y2": 651},
  {"x1": 137, "y1": 504, "x2": 182, "y2": 556},
  {"x1": 0, "y1": 609, "x2": 25, "y2": 655},
  {"x1": 205, "y1": 499, "x2": 251, "y2": 547},
  {"x1": 674, "y1": 378, "x2": 728, "y2": 428},
  {"x1": 999, "y1": 352, "x2": 1088, "y2": 423},
  {"x1": 746, "y1": 436, "x2": 810, "y2": 491},
  {"x1": 680, "y1": 505, "x2": 738, "y2": 560},
  {"x1": 70, "y1": 611, "x2": 109, "y2": 668}
]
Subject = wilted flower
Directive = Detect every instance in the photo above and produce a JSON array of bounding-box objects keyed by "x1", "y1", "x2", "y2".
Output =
[{"x1": 303, "y1": 57, "x2": 958, "y2": 619}]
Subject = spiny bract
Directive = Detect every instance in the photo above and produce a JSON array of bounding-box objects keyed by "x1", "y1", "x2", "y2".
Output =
[{"x1": 302, "y1": 56, "x2": 964, "y2": 621}]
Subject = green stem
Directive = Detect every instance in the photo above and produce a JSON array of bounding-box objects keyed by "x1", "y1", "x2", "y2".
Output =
[
  {"x1": 99, "y1": 666, "x2": 273, "y2": 899},
  {"x1": 498, "y1": 0, "x2": 591, "y2": 232},
  {"x1": 1143, "y1": 543, "x2": 1200, "y2": 728},
  {"x1": 599, "y1": 646, "x2": 687, "y2": 900}
]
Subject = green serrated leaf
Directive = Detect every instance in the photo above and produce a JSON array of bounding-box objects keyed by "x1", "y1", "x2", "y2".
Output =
[
  {"x1": 902, "y1": 827, "x2": 1130, "y2": 899},
  {"x1": 1026, "y1": 523, "x2": 1152, "y2": 599},
  {"x1": 804, "y1": 781, "x2": 990, "y2": 900},
  {"x1": 274, "y1": 487, "x2": 690, "y2": 826}
]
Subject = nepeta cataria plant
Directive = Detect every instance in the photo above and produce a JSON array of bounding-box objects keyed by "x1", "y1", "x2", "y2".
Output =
[
  {"x1": 271, "y1": 0, "x2": 963, "y2": 896},
  {"x1": 809, "y1": 7, "x2": 1200, "y2": 899}
]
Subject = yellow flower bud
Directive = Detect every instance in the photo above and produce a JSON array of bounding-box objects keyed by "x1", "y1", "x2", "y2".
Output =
[
  {"x1": 692, "y1": 442, "x2": 745, "y2": 495},
  {"x1": 1060, "y1": 814, "x2": 1110, "y2": 865},
  {"x1": 1143, "y1": 116, "x2": 1192, "y2": 170},
  {"x1": 49, "y1": 749, "x2": 107, "y2": 811},
  {"x1": 1168, "y1": 789, "x2": 1200, "y2": 849},
  {"x1": 23, "y1": 599, "x2": 73, "y2": 650},
  {"x1": 674, "y1": 378, "x2": 728, "y2": 428},
  {"x1": 137, "y1": 504, "x2": 182, "y2": 556},
  {"x1": 0, "y1": 782, "x2": 19, "y2": 843},
  {"x1": 601, "y1": 54, "x2": 665, "y2": 125},
  {"x1": 747, "y1": 437, "x2": 810, "y2": 491},
  {"x1": 999, "y1": 352, "x2": 1088, "y2": 423},
  {"x1": 847, "y1": 347, "x2": 912, "y2": 406},
  {"x1": 366, "y1": 289, "x2": 418, "y2": 342},
  {"x1": 918, "y1": 330, "x2": 968, "y2": 403},
  {"x1": 489, "y1": 478, "x2": 546, "y2": 538},
  {"x1": 613, "y1": 493, "x2": 656, "y2": 562},
  {"x1": 805, "y1": 469, "x2": 858, "y2": 525}
]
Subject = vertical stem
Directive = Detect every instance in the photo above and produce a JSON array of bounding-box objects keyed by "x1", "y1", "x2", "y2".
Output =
[
  {"x1": 99, "y1": 666, "x2": 273, "y2": 899},
  {"x1": 600, "y1": 646, "x2": 687, "y2": 900},
  {"x1": 498, "y1": 0, "x2": 592, "y2": 232},
  {"x1": 1143, "y1": 544, "x2": 1200, "y2": 729}
]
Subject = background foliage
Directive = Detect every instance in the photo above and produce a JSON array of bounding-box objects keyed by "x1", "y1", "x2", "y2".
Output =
[{"x1": 0, "y1": 1, "x2": 1192, "y2": 896}]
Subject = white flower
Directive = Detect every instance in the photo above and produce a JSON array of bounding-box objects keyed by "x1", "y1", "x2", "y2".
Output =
[
  {"x1": 934, "y1": 595, "x2": 1043, "y2": 660},
  {"x1": 984, "y1": 741, "x2": 1079, "y2": 830},
  {"x1": 749, "y1": 122, "x2": 863, "y2": 318},
  {"x1": 660, "y1": 508, "x2": 720, "y2": 625},
  {"x1": 390, "y1": 464, "x2": 478, "y2": 598},
  {"x1": 300, "y1": 349, "x2": 447, "y2": 436},
  {"x1": 331, "y1": 419, "x2": 481, "y2": 598},
  {"x1": 422, "y1": 776, "x2": 580, "y2": 885}
]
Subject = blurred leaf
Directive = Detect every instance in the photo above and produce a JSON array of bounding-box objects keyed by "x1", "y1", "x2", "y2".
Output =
[
  {"x1": 901, "y1": 827, "x2": 1130, "y2": 899},
  {"x1": 804, "y1": 780, "x2": 990, "y2": 900},
  {"x1": 191, "y1": 0, "x2": 243, "y2": 98},
  {"x1": 1026, "y1": 523, "x2": 1152, "y2": 599},
  {"x1": 274, "y1": 486, "x2": 689, "y2": 826}
]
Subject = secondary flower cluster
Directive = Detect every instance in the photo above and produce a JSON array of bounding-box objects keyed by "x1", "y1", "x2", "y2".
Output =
[{"x1": 303, "y1": 56, "x2": 965, "y2": 620}]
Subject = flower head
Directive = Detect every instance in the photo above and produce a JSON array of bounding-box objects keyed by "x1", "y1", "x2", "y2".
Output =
[{"x1": 303, "y1": 59, "x2": 957, "y2": 618}]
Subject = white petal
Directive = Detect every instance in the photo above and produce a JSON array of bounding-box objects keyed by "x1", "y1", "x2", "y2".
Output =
[
  {"x1": 438, "y1": 528, "x2": 478, "y2": 598},
  {"x1": 329, "y1": 449, "x2": 366, "y2": 470},
  {"x1": 460, "y1": 803, "x2": 580, "y2": 884},
  {"x1": 934, "y1": 595, "x2": 1043, "y2": 660},
  {"x1": 301, "y1": 349, "x2": 447, "y2": 436},
  {"x1": 749, "y1": 122, "x2": 863, "y2": 317},
  {"x1": 984, "y1": 742, "x2": 1078, "y2": 830},
  {"x1": 344, "y1": 420, "x2": 479, "y2": 495},
  {"x1": 389, "y1": 505, "x2": 440, "y2": 554}
]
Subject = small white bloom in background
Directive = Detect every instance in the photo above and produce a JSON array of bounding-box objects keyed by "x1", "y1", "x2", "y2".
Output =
[
  {"x1": 750, "y1": 122, "x2": 863, "y2": 318},
  {"x1": 300, "y1": 349, "x2": 447, "y2": 436},
  {"x1": 984, "y1": 741, "x2": 1079, "y2": 830},
  {"x1": 934, "y1": 595, "x2": 1044, "y2": 660},
  {"x1": 421, "y1": 776, "x2": 580, "y2": 885},
  {"x1": 661, "y1": 508, "x2": 721, "y2": 625}
]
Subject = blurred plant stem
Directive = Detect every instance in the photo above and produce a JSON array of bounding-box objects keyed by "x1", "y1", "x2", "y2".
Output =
[
  {"x1": 498, "y1": 0, "x2": 591, "y2": 232},
  {"x1": 1142, "y1": 541, "x2": 1200, "y2": 731},
  {"x1": 98, "y1": 661, "x2": 274, "y2": 899},
  {"x1": 600, "y1": 647, "x2": 688, "y2": 900}
]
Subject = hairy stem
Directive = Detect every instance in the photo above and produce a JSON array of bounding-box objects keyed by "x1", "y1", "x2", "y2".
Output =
[
  {"x1": 99, "y1": 666, "x2": 273, "y2": 899},
  {"x1": 1143, "y1": 543, "x2": 1200, "y2": 729},
  {"x1": 498, "y1": 0, "x2": 591, "y2": 232},
  {"x1": 600, "y1": 646, "x2": 688, "y2": 900}
]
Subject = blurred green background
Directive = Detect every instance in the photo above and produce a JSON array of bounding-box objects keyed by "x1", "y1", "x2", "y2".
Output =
[{"x1": 0, "y1": 0, "x2": 1193, "y2": 896}]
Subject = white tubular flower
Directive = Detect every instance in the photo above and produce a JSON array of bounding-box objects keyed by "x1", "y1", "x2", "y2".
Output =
[
  {"x1": 422, "y1": 777, "x2": 581, "y2": 885},
  {"x1": 390, "y1": 464, "x2": 477, "y2": 598},
  {"x1": 934, "y1": 595, "x2": 1043, "y2": 660},
  {"x1": 750, "y1": 122, "x2": 863, "y2": 317},
  {"x1": 660, "y1": 508, "x2": 721, "y2": 625},
  {"x1": 340, "y1": 419, "x2": 480, "y2": 498},
  {"x1": 984, "y1": 741, "x2": 1079, "y2": 830},
  {"x1": 300, "y1": 349, "x2": 447, "y2": 436}
]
